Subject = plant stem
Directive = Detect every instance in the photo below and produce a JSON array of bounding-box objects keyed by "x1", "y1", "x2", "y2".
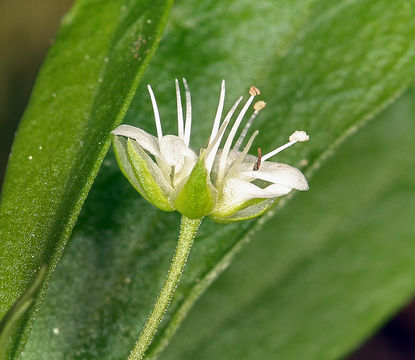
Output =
[{"x1": 128, "y1": 216, "x2": 202, "y2": 360}]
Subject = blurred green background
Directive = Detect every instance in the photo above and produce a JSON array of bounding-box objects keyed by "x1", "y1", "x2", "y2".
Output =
[
  {"x1": 1, "y1": 1, "x2": 415, "y2": 359},
  {"x1": 0, "y1": 0, "x2": 72, "y2": 186}
]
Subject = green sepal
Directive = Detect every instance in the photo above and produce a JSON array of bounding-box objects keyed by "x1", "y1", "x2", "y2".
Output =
[
  {"x1": 174, "y1": 150, "x2": 217, "y2": 219},
  {"x1": 113, "y1": 135, "x2": 174, "y2": 212},
  {"x1": 113, "y1": 136, "x2": 148, "y2": 198},
  {"x1": 210, "y1": 198, "x2": 279, "y2": 223},
  {"x1": 126, "y1": 139, "x2": 175, "y2": 212}
]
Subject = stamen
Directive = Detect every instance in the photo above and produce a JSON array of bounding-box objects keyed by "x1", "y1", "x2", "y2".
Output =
[
  {"x1": 205, "y1": 117, "x2": 230, "y2": 161},
  {"x1": 205, "y1": 96, "x2": 243, "y2": 172},
  {"x1": 249, "y1": 86, "x2": 261, "y2": 96},
  {"x1": 289, "y1": 130, "x2": 309, "y2": 142},
  {"x1": 147, "y1": 84, "x2": 163, "y2": 141},
  {"x1": 226, "y1": 130, "x2": 259, "y2": 179},
  {"x1": 217, "y1": 91, "x2": 258, "y2": 182},
  {"x1": 261, "y1": 131, "x2": 310, "y2": 162},
  {"x1": 234, "y1": 101, "x2": 266, "y2": 150},
  {"x1": 175, "y1": 79, "x2": 184, "y2": 139},
  {"x1": 254, "y1": 100, "x2": 266, "y2": 111},
  {"x1": 183, "y1": 78, "x2": 192, "y2": 146},
  {"x1": 208, "y1": 80, "x2": 226, "y2": 145},
  {"x1": 253, "y1": 148, "x2": 262, "y2": 171}
]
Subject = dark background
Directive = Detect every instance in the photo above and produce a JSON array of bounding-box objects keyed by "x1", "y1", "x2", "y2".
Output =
[{"x1": 1, "y1": 1, "x2": 414, "y2": 359}]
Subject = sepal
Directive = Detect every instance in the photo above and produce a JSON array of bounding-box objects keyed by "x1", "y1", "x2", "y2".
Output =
[
  {"x1": 173, "y1": 150, "x2": 217, "y2": 219},
  {"x1": 127, "y1": 139, "x2": 175, "y2": 211},
  {"x1": 113, "y1": 136, "x2": 148, "y2": 199},
  {"x1": 112, "y1": 135, "x2": 174, "y2": 211},
  {"x1": 210, "y1": 198, "x2": 278, "y2": 223}
]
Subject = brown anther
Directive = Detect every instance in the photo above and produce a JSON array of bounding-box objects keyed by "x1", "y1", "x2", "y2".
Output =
[
  {"x1": 249, "y1": 86, "x2": 261, "y2": 96},
  {"x1": 253, "y1": 148, "x2": 262, "y2": 171},
  {"x1": 253, "y1": 101, "x2": 266, "y2": 111}
]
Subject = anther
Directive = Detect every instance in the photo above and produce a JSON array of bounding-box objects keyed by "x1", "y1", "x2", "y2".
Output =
[
  {"x1": 261, "y1": 130, "x2": 310, "y2": 162},
  {"x1": 249, "y1": 86, "x2": 261, "y2": 96},
  {"x1": 289, "y1": 130, "x2": 309, "y2": 142},
  {"x1": 253, "y1": 148, "x2": 262, "y2": 171},
  {"x1": 254, "y1": 101, "x2": 266, "y2": 111}
]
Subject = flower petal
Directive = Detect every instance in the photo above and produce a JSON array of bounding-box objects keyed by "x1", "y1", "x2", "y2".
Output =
[
  {"x1": 210, "y1": 177, "x2": 283, "y2": 222},
  {"x1": 241, "y1": 161, "x2": 309, "y2": 191},
  {"x1": 112, "y1": 124, "x2": 160, "y2": 157},
  {"x1": 223, "y1": 178, "x2": 292, "y2": 203},
  {"x1": 173, "y1": 156, "x2": 197, "y2": 187},
  {"x1": 262, "y1": 183, "x2": 294, "y2": 197},
  {"x1": 159, "y1": 135, "x2": 197, "y2": 171}
]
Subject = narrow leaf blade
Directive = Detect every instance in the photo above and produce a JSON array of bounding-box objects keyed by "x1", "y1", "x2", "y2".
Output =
[{"x1": 0, "y1": 0, "x2": 173, "y2": 357}]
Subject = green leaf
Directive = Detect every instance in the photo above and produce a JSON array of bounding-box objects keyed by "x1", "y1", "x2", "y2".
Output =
[
  {"x1": 0, "y1": 267, "x2": 46, "y2": 360},
  {"x1": 163, "y1": 84, "x2": 415, "y2": 360},
  {"x1": 0, "y1": 0, "x2": 172, "y2": 357},
  {"x1": 16, "y1": 0, "x2": 415, "y2": 359}
]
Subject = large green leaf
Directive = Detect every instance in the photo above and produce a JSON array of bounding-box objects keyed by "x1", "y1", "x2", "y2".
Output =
[
  {"x1": 0, "y1": 0, "x2": 172, "y2": 357},
  {"x1": 15, "y1": 0, "x2": 415, "y2": 359},
  {"x1": 163, "y1": 85, "x2": 415, "y2": 360}
]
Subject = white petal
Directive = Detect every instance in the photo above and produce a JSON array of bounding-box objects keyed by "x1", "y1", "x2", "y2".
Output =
[
  {"x1": 159, "y1": 135, "x2": 197, "y2": 171},
  {"x1": 240, "y1": 161, "x2": 309, "y2": 191},
  {"x1": 222, "y1": 178, "x2": 285, "y2": 203},
  {"x1": 262, "y1": 183, "x2": 294, "y2": 197},
  {"x1": 173, "y1": 156, "x2": 197, "y2": 188},
  {"x1": 112, "y1": 125, "x2": 160, "y2": 157},
  {"x1": 212, "y1": 178, "x2": 289, "y2": 222}
]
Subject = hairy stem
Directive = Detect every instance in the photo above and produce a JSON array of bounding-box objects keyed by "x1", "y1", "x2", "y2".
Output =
[{"x1": 128, "y1": 216, "x2": 202, "y2": 360}]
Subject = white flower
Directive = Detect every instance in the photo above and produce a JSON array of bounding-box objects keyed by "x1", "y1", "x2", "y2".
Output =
[{"x1": 112, "y1": 79, "x2": 309, "y2": 222}]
